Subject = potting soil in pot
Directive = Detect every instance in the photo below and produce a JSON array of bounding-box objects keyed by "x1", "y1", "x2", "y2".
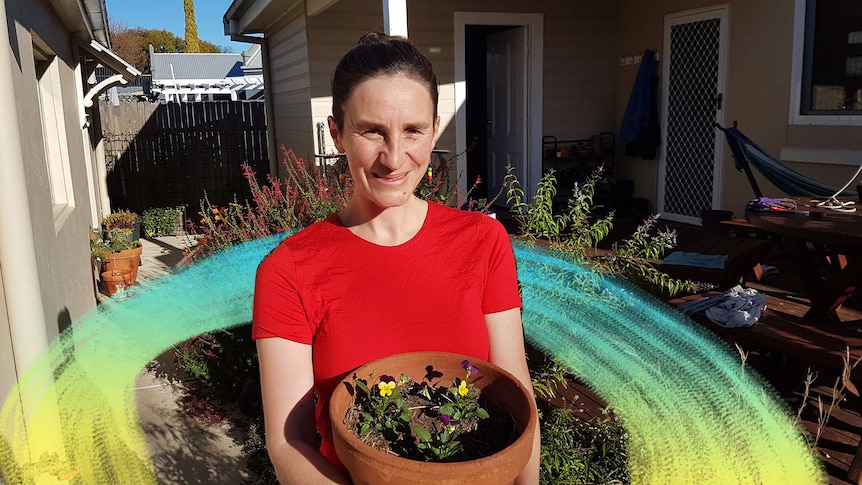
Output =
[{"x1": 343, "y1": 377, "x2": 518, "y2": 462}]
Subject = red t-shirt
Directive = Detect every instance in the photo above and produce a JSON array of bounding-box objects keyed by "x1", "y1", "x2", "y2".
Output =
[{"x1": 252, "y1": 201, "x2": 522, "y2": 468}]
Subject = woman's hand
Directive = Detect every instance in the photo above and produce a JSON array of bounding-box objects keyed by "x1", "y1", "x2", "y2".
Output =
[
  {"x1": 257, "y1": 338, "x2": 351, "y2": 484},
  {"x1": 485, "y1": 308, "x2": 541, "y2": 485}
]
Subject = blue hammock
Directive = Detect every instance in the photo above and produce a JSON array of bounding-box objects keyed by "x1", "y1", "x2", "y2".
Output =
[{"x1": 716, "y1": 122, "x2": 855, "y2": 198}]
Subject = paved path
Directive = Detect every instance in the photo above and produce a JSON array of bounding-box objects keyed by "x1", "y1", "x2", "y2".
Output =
[{"x1": 132, "y1": 236, "x2": 251, "y2": 484}]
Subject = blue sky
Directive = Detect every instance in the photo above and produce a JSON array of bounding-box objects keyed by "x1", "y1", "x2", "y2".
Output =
[{"x1": 105, "y1": 0, "x2": 248, "y2": 53}]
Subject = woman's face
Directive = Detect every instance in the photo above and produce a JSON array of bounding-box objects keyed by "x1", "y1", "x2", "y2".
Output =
[{"x1": 329, "y1": 74, "x2": 439, "y2": 211}]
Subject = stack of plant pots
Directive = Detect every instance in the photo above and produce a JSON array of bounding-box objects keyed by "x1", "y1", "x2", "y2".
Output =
[
  {"x1": 101, "y1": 245, "x2": 143, "y2": 286},
  {"x1": 94, "y1": 210, "x2": 143, "y2": 297}
]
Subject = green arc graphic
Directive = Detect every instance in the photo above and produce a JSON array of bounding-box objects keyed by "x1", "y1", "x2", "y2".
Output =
[{"x1": 0, "y1": 236, "x2": 825, "y2": 484}]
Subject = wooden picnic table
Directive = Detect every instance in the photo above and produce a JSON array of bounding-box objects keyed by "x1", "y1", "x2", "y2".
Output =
[{"x1": 746, "y1": 197, "x2": 862, "y2": 322}]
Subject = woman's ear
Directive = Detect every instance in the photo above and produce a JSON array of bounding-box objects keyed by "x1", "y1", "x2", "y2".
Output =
[
  {"x1": 432, "y1": 115, "x2": 441, "y2": 145},
  {"x1": 327, "y1": 116, "x2": 344, "y2": 153}
]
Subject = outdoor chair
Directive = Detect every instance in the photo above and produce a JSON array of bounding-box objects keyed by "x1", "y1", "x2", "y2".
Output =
[{"x1": 716, "y1": 121, "x2": 855, "y2": 199}]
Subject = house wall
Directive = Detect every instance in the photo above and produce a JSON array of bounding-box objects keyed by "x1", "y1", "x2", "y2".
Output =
[
  {"x1": 301, "y1": 0, "x2": 619, "y2": 184},
  {"x1": 5, "y1": 0, "x2": 97, "y2": 339},
  {"x1": 617, "y1": 0, "x2": 862, "y2": 217},
  {"x1": 267, "y1": 13, "x2": 316, "y2": 171},
  {"x1": 0, "y1": 267, "x2": 15, "y2": 405}
]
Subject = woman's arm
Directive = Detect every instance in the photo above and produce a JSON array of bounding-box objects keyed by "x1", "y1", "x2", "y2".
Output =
[
  {"x1": 257, "y1": 337, "x2": 351, "y2": 484},
  {"x1": 485, "y1": 308, "x2": 541, "y2": 485}
]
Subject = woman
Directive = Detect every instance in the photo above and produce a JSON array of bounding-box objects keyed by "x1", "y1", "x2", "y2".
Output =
[{"x1": 253, "y1": 33, "x2": 540, "y2": 484}]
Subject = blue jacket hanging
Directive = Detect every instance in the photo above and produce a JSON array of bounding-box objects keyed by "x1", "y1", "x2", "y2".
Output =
[{"x1": 620, "y1": 49, "x2": 660, "y2": 159}]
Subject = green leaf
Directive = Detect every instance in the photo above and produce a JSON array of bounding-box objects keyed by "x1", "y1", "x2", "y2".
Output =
[
  {"x1": 355, "y1": 379, "x2": 370, "y2": 395},
  {"x1": 477, "y1": 407, "x2": 489, "y2": 419},
  {"x1": 439, "y1": 403, "x2": 456, "y2": 416},
  {"x1": 413, "y1": 426, "x2": 432, "y2": 442}
]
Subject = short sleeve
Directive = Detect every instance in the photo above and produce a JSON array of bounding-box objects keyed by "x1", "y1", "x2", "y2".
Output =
[
  {"x1": 252, "y1": 245, "x2": 313, "y2": 344},
  {"x1": 481, "y1": 218, "x2": 522, "y2": 314}
]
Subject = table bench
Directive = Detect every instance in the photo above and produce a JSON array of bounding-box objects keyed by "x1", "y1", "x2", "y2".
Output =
[
  {"x1": 658, "y1": 236, "x2": 772, "y2": 289},
  {"x1": 669, "y1": 289, "x2": 862, "y2": 371}
]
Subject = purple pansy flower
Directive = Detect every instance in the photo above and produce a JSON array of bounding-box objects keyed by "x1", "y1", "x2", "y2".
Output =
[
  {"x1": 379, "y1": 374, "x2": 396, "y2": 383},
  {"x1": 460, "y1": 360, "x2": 479, "y2": 376},
  {"x1": 439, "y1": 415, "x2": 460, "y2": 426}
]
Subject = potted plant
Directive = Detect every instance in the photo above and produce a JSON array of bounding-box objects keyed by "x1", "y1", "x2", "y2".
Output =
[
  {"x1": 329, "y1": 351, "x2": 537, "y2": 485},
  {"x1": 102, "y1": 210, "x2": 141, "y2": 243},
  {"x1": 100, "y1": 268, "x2": 132, "y2": 297},
  {"x1": 90, "y1": 228, "x2": 143, "y2": 289}
]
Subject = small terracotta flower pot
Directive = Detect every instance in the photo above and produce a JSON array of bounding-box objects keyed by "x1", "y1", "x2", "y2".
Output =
[
  {"x1": 330, "y1": 351, "x2": 537, "y2": 485},
  {"x1": 101, "y1": 269, "x2": 132, "y2": 296},
  {"x1": 101, "y1": 246, "x2": 142, "y2": 285}
]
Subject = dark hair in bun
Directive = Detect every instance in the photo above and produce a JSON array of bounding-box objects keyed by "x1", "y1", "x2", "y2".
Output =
[{"x1": 331, "y1": 32, "x2": 438, "y2": 129}]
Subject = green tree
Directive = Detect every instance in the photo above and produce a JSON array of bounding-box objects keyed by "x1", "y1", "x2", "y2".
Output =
[
  {"x1": 199, "y1": 40, "x2": 222, "y2": 54},
  {"x1": 141, "y1": 29, "x2": 186, "y2": 53},
  {"x1": 183, "y1": 0, "x2": 202, "y2": 53}
]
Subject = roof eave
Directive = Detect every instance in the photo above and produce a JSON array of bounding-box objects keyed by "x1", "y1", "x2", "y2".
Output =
[
  {"x1": 48, "y1": 0, "x2": 110, "y2": 46},
  {"x1": 223, "y1": 0, "x2": 305, "y2": 36},
  {"x1": 83, "y1": 40, "x2": 142, "y2": 82}
]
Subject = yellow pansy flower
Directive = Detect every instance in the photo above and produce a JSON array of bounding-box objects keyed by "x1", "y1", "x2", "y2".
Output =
[
  {"x1": 457, "y1": 380, "x2": 469, "y2": 397},
  {"x1": 378, "y1": 380, "x2": 396, "y2": 397}
]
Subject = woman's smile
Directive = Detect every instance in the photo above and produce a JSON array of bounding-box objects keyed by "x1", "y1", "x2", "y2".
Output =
[{"x1": 372, "y1": 171, "x2": 411, "y2": 185}]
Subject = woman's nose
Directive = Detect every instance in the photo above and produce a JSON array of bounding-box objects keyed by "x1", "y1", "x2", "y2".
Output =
[{"x1": 378, "y1": 138, "x2": 405, "y2": 170}]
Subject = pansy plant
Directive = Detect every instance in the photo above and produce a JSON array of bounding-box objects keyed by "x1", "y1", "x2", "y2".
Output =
[
  {"x1": 413, "y1": 360, "x2": 490, "y2": 461},
  {"x1": 350, "y1": 360, "x2": 490, "y2": 462},
  {"x1": 353, "y1": 374, "x2": 411, "y2": 438}
]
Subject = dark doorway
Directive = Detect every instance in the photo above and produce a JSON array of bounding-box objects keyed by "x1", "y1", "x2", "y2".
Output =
[{"x1": 465, "y1": 25, "x2": 518, "y2": 201}]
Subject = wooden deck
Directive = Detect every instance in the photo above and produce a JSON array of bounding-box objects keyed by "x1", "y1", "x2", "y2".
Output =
[
  {"x1": 668, "y1": 281, "x2": 862, "y2": 484},
  {"x1": 670, "y1": 283, "x2": 862, "y2": 372}
]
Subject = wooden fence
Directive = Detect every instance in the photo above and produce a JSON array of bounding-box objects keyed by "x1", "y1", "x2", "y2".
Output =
[{"x1": 99, "y1": 100, "x2": 269, "y2": 222}]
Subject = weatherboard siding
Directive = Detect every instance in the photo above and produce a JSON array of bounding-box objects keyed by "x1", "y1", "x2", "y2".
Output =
[{"x1": 268, "y1": 14, "x2": 315, "y2": 165}]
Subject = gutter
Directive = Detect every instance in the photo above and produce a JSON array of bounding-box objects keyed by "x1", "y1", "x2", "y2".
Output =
[{"x1": 229, "y1": 23, "x2": 279, "y2": 179}]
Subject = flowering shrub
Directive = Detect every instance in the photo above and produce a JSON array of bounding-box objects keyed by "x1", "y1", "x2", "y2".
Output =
[
  {"x1": 349, "y1": 360, "x2": 500, "y2": 462},
  {"x1": 186, "y1": 148, "x2": 353, "y2": 260},
  {"x1": 186, "y1": 146, "x2": 499, "y2": 260}
]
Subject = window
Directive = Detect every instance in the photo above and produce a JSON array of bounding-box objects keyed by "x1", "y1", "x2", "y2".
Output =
[
  {"x1": 790, "y1": 0, "x2": 862, "y2": 125},
  {"x1": 33, "y1": 43, "x2": 74, "y2": 209}
]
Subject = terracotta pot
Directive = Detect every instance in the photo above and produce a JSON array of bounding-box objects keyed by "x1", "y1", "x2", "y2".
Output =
[
  {"x1": 101, "y1": 269, "x2": 132, "y2": 296},
  {"x1": 330, "y1": 351, "x2": 537, "y2": 485},
  {"x1": 101, "y1": 245, "x2": 142, "y2": 284}
]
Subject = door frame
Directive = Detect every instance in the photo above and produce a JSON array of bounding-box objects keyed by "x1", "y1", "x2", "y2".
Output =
[
  {"x1": 657, "y1": 4, "x2": 730, "y2": 224},
  {"x1": 454, "y1": 11, "x2": 543, "y2": 199}
]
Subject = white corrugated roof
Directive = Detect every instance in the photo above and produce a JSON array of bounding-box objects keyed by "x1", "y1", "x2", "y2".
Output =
[{"x1": 151, "y1": 52, "x2": 244, "y2": 81}]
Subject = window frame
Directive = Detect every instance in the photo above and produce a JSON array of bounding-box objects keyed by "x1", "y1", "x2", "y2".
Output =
[
  {"x1": 33, "y1": 39, "x2": 76, "y2": 223},
  {"x1": 789, "y1": 0, "x2": 862, "y2": 126}
]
